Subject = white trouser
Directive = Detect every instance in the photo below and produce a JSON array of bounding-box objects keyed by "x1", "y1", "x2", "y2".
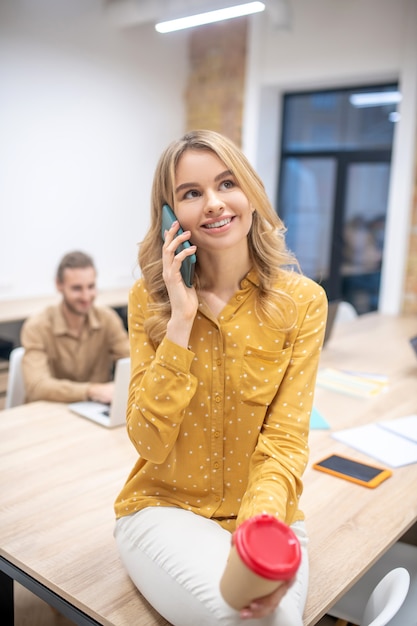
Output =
[{"x1": 114, "y1": 507, "x2": 309, "y2": 626}]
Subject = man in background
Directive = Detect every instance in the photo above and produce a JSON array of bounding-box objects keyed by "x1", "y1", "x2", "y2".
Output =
[{"x1": 21, "y1": 250, "x2": 129, "y2": 403}]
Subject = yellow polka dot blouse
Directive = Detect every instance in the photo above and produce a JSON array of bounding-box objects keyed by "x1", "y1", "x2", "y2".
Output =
[{"x1": 114, "y1": 270, "x2": 328, "y2": 531}]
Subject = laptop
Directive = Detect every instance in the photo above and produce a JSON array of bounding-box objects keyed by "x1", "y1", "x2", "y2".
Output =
[
  {"x1": 68, "y1": 357, "x2": 130, "y2": 428},
  {"x1": 410, "y1": 334, "x2": 417, "y2": 357},
  {"x1": 323, "y1": 300, "x2": 340, "y2": 346}
]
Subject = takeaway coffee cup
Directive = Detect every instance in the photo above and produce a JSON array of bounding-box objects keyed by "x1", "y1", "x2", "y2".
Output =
[{"x1": 219, "y1": 513, "x2": 301, "y2": 610}]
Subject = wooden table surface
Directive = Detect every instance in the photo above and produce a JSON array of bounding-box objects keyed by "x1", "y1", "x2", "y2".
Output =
[
  {"x1": 0, "y1": 402, "x2": 168, "y2": 626},
  {"x1": 303, "y1": 313, "x2": 417, "y2": 624},
  {"x1": 1, "y1": 313, "x2": 416, "y2": 625}
]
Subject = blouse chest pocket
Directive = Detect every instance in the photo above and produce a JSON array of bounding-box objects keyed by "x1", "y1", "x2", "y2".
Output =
[{"x1": 239, "y1": 346, "x2": 291, "y2": 406}]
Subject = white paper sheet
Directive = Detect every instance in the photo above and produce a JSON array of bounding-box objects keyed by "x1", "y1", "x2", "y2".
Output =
[
  {"x1": 332, "y1": 422, "x2": 417, "y2": 468},
  {"x1": 378, "y1": 414, "x2": 417, "y2": 444}
]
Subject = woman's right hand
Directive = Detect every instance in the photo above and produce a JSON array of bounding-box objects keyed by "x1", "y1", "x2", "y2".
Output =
[
  {"x1": 162, "y1": 221, "x2": 198, "y2": 346},
  {"x1": 239, "y1": 579, "x2": 294, "y2": 620}
]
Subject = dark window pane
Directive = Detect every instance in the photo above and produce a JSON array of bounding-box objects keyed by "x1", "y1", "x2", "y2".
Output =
[
  {"x1": 282, "y1": 85, "x2": 398, "y2": 152},
  {"x1": 341, "y1": 163, "x2": 389, "y2": 313},
  {"x1": 280, "y1": 157, "x2": 337, "y2": 281}
]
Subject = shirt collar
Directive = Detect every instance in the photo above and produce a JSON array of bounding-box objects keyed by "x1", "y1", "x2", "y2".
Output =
[
  {"x1": 241, "y1": 269, "x2": 259, "y2": 288},
  {"x1": 52, "y1": 303, "x2": 101, "y2": 336}
]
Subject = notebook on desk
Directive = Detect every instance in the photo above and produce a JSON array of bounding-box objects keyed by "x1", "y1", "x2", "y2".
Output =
[{"x1": 68, "y1": 357, "x2": 130, "y2": 428}]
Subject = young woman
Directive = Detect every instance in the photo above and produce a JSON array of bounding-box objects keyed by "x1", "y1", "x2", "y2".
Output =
[{"x1": 114, "y1": 130, "x2": 327, "y2": 625}]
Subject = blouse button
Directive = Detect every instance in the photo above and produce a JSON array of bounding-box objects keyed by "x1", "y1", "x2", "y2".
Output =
[
  {"x1": 215, "y1": 395, "x2": 222, "y2": 403},
  {"x1": 236, "y1": 295, "x2": 243, "y2": 301}
]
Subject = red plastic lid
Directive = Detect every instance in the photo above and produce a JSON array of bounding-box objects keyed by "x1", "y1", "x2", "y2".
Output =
[{"x1": 232, "y1": 514, "x2": 301, "y2": 580}]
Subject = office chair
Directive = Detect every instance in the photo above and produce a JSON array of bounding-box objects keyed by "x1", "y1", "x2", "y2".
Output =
[
  {"x1": 362, "y1": 567, "x2": 410, "y2": 626},
  {"x1": 329, "y1": 542, "x2": 417, "y2": 626},
  {"x1": 335, "y1": 301, "x2": 358, "y2": 324},
  {"x1": 5, "y1": 346, "x2": 25, "y2": 409}
]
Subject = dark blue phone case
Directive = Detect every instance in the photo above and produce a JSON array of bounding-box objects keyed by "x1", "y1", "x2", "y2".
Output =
[{"x1": 161, "y1": 204, "x2": 196, "y2": 287}]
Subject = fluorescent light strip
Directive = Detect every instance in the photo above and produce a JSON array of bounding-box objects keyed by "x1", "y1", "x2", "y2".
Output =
[
  {"x1": 349, "y1": 91, "x2": 402, "y2": 108},
  {"x1": 155, "y1": 1, "x2": 265, "y2": 33}
]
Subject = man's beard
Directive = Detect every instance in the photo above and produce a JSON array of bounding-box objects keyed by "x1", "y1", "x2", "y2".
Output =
[{"x1": 63, "y1": 299, "x2": 91, "y2": 316}]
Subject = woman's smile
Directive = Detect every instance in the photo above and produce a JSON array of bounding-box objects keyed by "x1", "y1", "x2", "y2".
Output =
[{"x1": 202, "y1": 216, "x2": 234, "y2": 230}]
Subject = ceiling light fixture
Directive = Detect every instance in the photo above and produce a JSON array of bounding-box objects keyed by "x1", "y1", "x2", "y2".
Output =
[
  {"x1": 349, "y1": 91, "x2": 402, "y2": 108},
  {"x1": 155, "y1": 1, "x2": 265, "y2": 33}
]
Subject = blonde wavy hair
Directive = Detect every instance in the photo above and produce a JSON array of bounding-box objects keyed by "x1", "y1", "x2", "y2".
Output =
[{"x1": 139, "y1": 130, "x2": 300, "y2": 345}]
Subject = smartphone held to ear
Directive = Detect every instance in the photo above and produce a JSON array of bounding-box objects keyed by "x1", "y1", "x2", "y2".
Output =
[{"x1": 161, "y1": 204, "x2": 196, "y2": 288}]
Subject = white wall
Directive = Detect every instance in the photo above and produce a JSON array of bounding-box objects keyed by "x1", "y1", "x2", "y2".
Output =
[
  {"x1": 244, "y1": 0, "x2": 417, "y2": 315},
  {"x1": 0, "y1": 0, "x2": 189, "y2": 301}
]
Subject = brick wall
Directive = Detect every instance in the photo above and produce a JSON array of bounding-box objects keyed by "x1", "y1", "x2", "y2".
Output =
[
  {"x1": 185, "y1": 17, "x2": 247, "y2": 147},
  {"x1": 403, "y1": 138, "x2": 417, "y2": 314}
]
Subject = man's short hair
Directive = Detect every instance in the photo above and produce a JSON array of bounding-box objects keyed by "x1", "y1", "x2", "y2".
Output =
[{"x1": 56, "y1": 251, "x2": 95, "y2": 283}]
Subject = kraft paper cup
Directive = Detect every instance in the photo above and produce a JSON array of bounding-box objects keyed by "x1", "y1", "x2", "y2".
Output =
[{"x1": 219, "y1": 514, "x2": 301, "y2": 610}]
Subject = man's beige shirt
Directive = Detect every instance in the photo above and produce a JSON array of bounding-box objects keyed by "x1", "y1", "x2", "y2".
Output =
[{"x1": 21, "y1": 304, "x2": 129, "y2": 402}]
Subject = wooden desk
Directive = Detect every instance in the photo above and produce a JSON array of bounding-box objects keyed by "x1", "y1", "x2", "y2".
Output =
[
  {"x1": 0, "y1": 313, "x2": 416, "y2": 626},
  {"x1": 0, "y1": 402, "x2": 169, "y2": 626},
  {"x1": 0, "y1": 288, "x2": 129, "y2": 324},
  {"x1": 303, "y1": 313, "x2": 417, "y2": 625}
]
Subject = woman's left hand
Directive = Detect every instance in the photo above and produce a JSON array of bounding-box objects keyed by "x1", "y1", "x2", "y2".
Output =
[{"x1": 239, "y1": 579, "x2": 293, "y2": 620}]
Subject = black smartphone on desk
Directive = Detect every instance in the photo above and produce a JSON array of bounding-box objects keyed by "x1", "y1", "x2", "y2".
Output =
[
  {"x1": 161, "y1": 204, "x2": 196, "y2": 288},
  {"x1": 312, "y1": 454, "x2": 392, "y2": 488}
]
